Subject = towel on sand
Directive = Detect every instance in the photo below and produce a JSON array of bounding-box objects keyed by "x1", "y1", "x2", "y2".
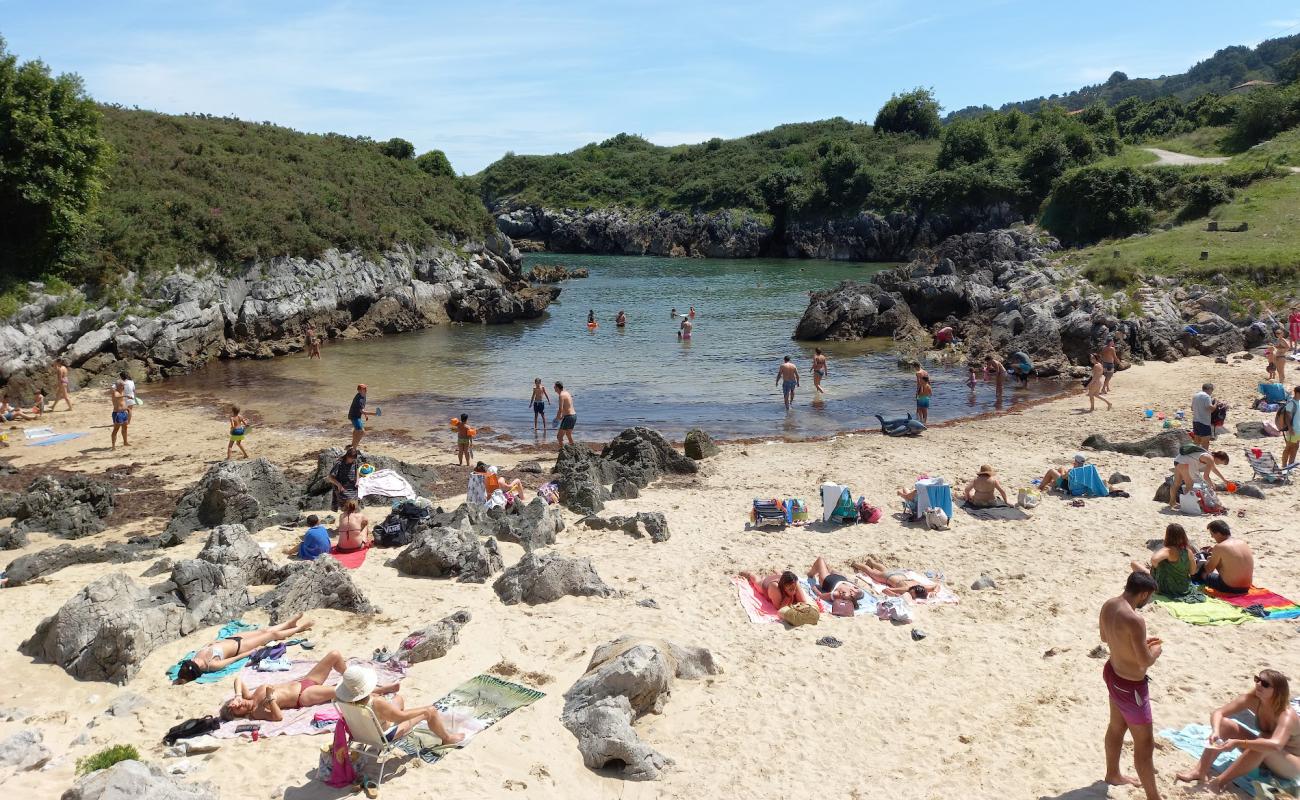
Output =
[
  {"x1": 26, "y1": 432, "x2": 86, "y2": 446},
  {"x1": 397, "y1": 674, "x2": 545, "y2": 765},
  {"x1": 1156, "y1": 595, "x2": 1253, "y2": 626},
  {"x1": 329, "y1": 544, "x2": 370, "y2": 569},
  {"x1": 357, "y1": 469, "x2": 415, "y2": 500},
  {"x1": 855, "y1": 571, "x2": 959, "y2": 605},
  {"x1": 210, "y1": 659, "x2": 406, "y2": 739},
  {"x1": 1206, "y1": 585, "x2": 1300, "y2": 620},
  {"x1": 799, "y1": 576, "x2": 878, "y2": 616},
  {"x1": 960, "y1": 502, "x2": 1030, "y2": 521},
  {"x1": 733, "y1": 576, "x2": 782, "y2": 624},
  {"x1": 1161, "y1": 722, "x2": 1300, "y2": 796},
  {"x1": 166, "y1": 621, "x2": 260, "y2": 684}
]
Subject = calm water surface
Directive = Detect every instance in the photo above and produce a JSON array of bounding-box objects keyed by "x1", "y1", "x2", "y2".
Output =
[{"x1": 158, "y1": 253, "x2": 1061, "y2": 446}]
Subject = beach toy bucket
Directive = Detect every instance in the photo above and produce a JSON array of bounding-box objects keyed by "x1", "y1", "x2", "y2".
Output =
[
  {"x1": 1163, "y1": 420, "x2": 1172, "y2": 429},
  {"x1": 1144, "y1": 409, "x2": 1154, "y2": 418},
  {"x1": 1226, "y1": 481, "x2": 1238, "y2": 493},
  {"x1": 359, "y1": 463, "x2": 375, "y2": 476}
]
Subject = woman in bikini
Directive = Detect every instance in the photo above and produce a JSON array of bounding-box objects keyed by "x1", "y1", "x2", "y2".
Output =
[
  {"x1": 220, "y1": 650, "x2": 400, "y2": 721},
  {"x1": 1176, "y1": 669, "x2": 1300, "y2": 790},
  {"x1": 175, "y1": 615, "x2": 314, "y2": 683},
  {"x1": 738, "y1": 569, "x2": 808, "y2": 609},
  {"x1": 964, "y1": 464, "x2": 1009, "y2": 508},
  {"x1": 1086, "y1": 353, "x2": 1112, "y2": 412},
  {"x1": 812, "y1": 348, "x2": 828, "y2": 394},
  {"x1": 852, "y1": 557, "x2": 942, "y2": 600},
  {"x1": 806, "y1": 556, "x2": 865, "y2": 604},
  {"x1": 335, "y1": 499, "x2": 371, "y2": 551}
]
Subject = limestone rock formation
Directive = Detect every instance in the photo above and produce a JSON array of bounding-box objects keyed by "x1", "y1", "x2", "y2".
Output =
[
  {"x1": 583, "y1": 512, "x2": 671, "y2": 543},
  {"x1": 0, "y1": 729, "x2": 51, "y2": 771},
  {"x1": 165, "y1": 458, "x2": 298, "y2": 539},
  {"x1": 0, "y1": 474, "x2": 115, "y2": 538},
  {"x1": 391, "y1": 526, "x2": 504, "y2": 583},
  {"x1": 255, "y1": 556, "x2": 377, "y2": 623},
  {"x1": 4, "y1": 543, "x2": 152, "y2": 587},
  {"x1": 600, "y1": 427, "x2": 698, "y2": 488},
  {"x1": 683, "y1": 429, "x2": 719, "y2": 460},
  {"x1": 492, "y1": 551, "x2": 617, "y2": 606},
  {"x1": 477, "y1": 498, "x2": 565, "y2": 551},
  {"x1": 394, "y1": 609, "x2": 471, "y2": 665},
  {"x1": 60, "y1": 760, "x2": 218, "y2": 800}
]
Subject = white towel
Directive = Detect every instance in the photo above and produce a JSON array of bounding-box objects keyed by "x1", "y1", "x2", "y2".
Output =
[{"x1": 356, "y1": 469, "x2": 415, "y2": 500}]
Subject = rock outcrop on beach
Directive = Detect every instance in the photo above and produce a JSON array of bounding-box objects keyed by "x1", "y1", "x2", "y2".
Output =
[
  {"x1": 391, "y1": 525, "x2": 504, "y2": 583},
  {"x1": 551, "y1": 428, "x2": 698, "y2": 516},
  {"x1": 255, "y1": 556, "x2": 378, "y2": 623},
  {"x1": 0, "y1": 235, "x2": 556, "y2": 397},
  {"x1": 561, "y1": 636, "x2": 721, "y2": 781},
  {"x1": 164, "y1": 458, "x2": 298, "y2": 541},
  {"x1": 492, "y1": 551, "x2": 618, "y2": 605},
  {"x1": 61, "y1": 759, "x2": 218, "y2": 800},
  {"x1": 1082, "y1": 430, "x2": 1193, "y2": 458},
  {"x1": 527, "y1": 264, "x2": 590, "y2": 283},
  {"x1": 394, "y1": 609, "x2": 471, "y2": 665},
  {"x1": 4, "y1": 542, "x2": 153, "y2": 587},
  {"x1": 683, "y1": 429, "x2": 719, "y2": 460},
  {"x1": 477, "y1": 497, "x2": 566, "y2": 551},
  {"x1": 301, "y1": 447, "x2": 440, "y2": 507},
  {"x1": 582, "y1": 512, "x2": 671, "y2": 543},
  {"x1": 793, "y1": 228, "x2": 1251, "y2": 372},
  {"x1": 0, "y1": 729, "x2": 52, "y2": 771},
  {"x1": 0, "y1": 474, "x2": 116, "y2": 538}
]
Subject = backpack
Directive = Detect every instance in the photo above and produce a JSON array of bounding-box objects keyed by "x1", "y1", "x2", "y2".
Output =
[
  {"x1": 829, "y1": 489, "x2": 858, "y2": 524},
  {"x1": 163, "y1": 716, "x2": 221, "y2": 745},
  {"x1": 375, "y1": 512, "x2": 415, "y2": 548},
  {"x1": 247, "y1": 642, "x2": 287, "y2": 666},
  {"x1": 1276, "y1": 400, "x2": 1295, "y2": 433},
  {"x1": 855, "y1": 497, "x2": 883, "y2": 524}
]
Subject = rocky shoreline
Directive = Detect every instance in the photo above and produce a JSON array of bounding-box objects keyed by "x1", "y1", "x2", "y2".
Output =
[
  {"x1": 793, "y1": 228, "x2": 1255, "y2": 375},
  {"x1": 494, "y1": 203, "x2": 1022, "y2": 261},
  {"x1": 0, "y1": 233, "x2": 555, "y2": 398}
]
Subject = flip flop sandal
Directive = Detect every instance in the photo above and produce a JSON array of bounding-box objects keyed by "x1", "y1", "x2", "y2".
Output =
[
  {"x1": 360, "y1": 777, "x2": 380, "y2": 798},
  {"x1": 1070, "y1": 499, "x2": 1086, "y2": 507}
]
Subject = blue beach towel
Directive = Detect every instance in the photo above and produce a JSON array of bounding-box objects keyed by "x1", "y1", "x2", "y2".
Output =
[
  {"x1": 1260, "y1": 382, "x2": 1289, "y2": 404},
  {"x1": 920, "y1": 481, "x2": 953, "y2": 520},
  {"x1": 1068, "y1": 464, "x2": 1109, "y2": 497},
  {"x1": 1161, "y1": 722, "x2": 1300, "y2": 796},
  {"x1": 26, "y1": 432, "x2": 86, "y2": 447},
  {"x1": 166, "y1": 620, "x2": 259, "y2": 684}
]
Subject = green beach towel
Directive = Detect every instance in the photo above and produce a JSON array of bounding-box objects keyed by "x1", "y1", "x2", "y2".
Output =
[
  {"x1": 1156, "y1": 595, "x2": 1254, "y2": 626},
  {"x1": 166, "y1": 621, "x2": 259, "y2": 683},
  {"x1": 395, "y1": 674, "x2": 545, "y2": 765}
]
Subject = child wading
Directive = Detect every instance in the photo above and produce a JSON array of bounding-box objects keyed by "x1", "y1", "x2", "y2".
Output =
[
  {"x1": 454, "y1": 413, "x2": 475, "y2": 466},
  {"x1": 916, "y1": 374, "x2": 932, "y2": 425},
  {"x1": 228, "y1": 405, "x2": 249, "y2": 459}
]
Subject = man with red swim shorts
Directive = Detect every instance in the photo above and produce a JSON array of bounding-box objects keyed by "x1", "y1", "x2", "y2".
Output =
[{"x1": 1098, "y1": 571, "x2": 1163, "y2": 800}]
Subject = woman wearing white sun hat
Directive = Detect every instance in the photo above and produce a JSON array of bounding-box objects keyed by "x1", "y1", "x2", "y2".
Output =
[{"x1": 334, "y1": 665, "x2": 464, "y2": 745}]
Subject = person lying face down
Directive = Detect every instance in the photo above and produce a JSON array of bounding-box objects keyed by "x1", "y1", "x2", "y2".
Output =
[
  {"x1": 219, "y1": 650, "x2": 400, "y2": 722},
  {"x1": 738, "y1": 569, "x2": 807, "y2": 609}
]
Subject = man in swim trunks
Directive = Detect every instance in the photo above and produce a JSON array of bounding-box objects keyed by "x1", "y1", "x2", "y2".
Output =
[
  {"x1": 220, "y1": 650, "x2": 400, "y2": 722},
  {"x1": 529, "y1": 378, "x2": 551, "y2": 434},
  {"x1": 52, "y1": 359, "x2": 72, "y2": 411},
  {"x1": 110, "y1": 380, "x2": 129, "y2": 449},
  {"x1": 554, "y1": 382, "x2": 577, "y2": 446},
  {"x1": 1190, "y1": 383, "x2": 1215, "y2": 448},
  {"x1": 812, "y1": 349, "x2": 828, "y2": 394},
  {"x1": 348, "y1": 384, "x2": 370, "y2": 449},
  {"x1": 174, "y1": 614, "x2": 315, "y2": 683},
  {"x1": 679, "y1": 317, "x2": 692, "y2": 340},
  {"x1": 776, "y1": 356, "x2": 800, "y2": 410},
  {"x1": 305, "y1": 322, "x2": 321, "y2": 359},
  {"x1": 1099, "y1": 340, "x2": 1118, "y2": 394},
  {"x1": 1193, "y1": 520, "x2": 1253, "y2": 594},
  {"x1": 851, "y1": 557, "x2": 942, "y2": 599},
  {"x1": 1098, "y1": 571, "x2": 1162, "y2": 800},
  {"x1": 983, "y1": 355, "x2": 1005, "y2": 394}
]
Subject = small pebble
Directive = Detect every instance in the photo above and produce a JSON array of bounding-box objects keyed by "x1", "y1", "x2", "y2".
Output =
[
  {"x1": 636, "y1": 598, "x2": 659, "y2": 609},
  {"x1": 911, "y1": 628, "x2": 926, "y2": 641},
  {"x1": 1089, "y1": 645, "x2": 1108, "y2": 659},
  {"x1": 816, "y1": 636, "x2": 843, "y2": 648}
]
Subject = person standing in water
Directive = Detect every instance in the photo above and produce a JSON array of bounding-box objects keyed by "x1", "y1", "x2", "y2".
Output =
[
  {"x1": 916, "y1": 374, "x2": 932, "y2": 424},
  {"x1": 587, "y1": 309, "x2": 596, "y2": 325},
  {"x1": 688, "y1": 306, "x2": 696, "y2": 320},
  {"x1": 670, "y1": 308, "x2": 679, "y2": 319},
  {"x1": 616, "y1": 310, "x2": 627, "y2": 328},
  {"x1": 110, "y1": 380, "x2": 130, "y2": 449},
  {"x1": 348, "y1": 384, "x2": 370, "y2": 448},
  {"x1": 529, "y1": 378, "x2": 551, "y2": 434},
  {"x1": 776, "y1": 356, "x2": 800, "y2": 410},
  {"x1": 52, "y1": 359, "x2": 72, "y2": 411},
  {"x1": 553, "y1": 382, "x2": 577, "y2": 446},
  {"x1": 679, "y1": 317, "x2": 692, "y2": 340},
  {"x1": 812, "y1": 349, "x2": 828, "y2": 394},
  {"x1": 305, "y1": 323, "x2": 321, "y2": 359},
  {"x1": 454, "y1": 413, "x2": 474, "y2": 466}
]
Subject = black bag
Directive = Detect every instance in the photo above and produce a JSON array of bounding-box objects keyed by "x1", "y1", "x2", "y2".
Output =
[
  {"x1": 163, "y1": 715, "x2": 220, "y2": 745},
  {"x1": 395, "y1": 501, "x2": 430, "y2": 520},
  {"x1": 375, "y1": 512, "x2": 415, "y2": 548}
]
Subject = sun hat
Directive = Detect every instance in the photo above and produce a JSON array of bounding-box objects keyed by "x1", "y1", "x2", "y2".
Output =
[
  {"x1": 1072, "y1": 453, "x2": 1087, "y2": 465},
  {"x1": 977, "y1": 464, "x2": 995, "y2": 476},
  {"x1": 334, "y1": 665, "x2": 378, "y2": 703}
]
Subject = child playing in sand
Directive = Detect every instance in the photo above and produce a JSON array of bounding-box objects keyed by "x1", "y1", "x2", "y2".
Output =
[
  {"x1": 227, "y1": 405, "x2": 249, "y2": 459},
  {"x1": 454, "y1": 413, "x2": 475, "y2": 466}
]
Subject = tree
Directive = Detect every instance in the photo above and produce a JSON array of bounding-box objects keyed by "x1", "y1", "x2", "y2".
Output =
[
  {"x1": 0, "y1": 37, "x2": 111, "y2": 281},
  {"x1": 873, "y1": 88, "x2": 942, "y2": 138},
  {"x1": 1105, "y1": 71, "x2": 1129, "y2": 87},
  {"x1": 415, "y1": 149, "x2": 456, "y2": 178},
  {"x1": 937, "y1": 120, "x2": 994, "y2": 168},
  {"x1": 1279, "y1": 51, "x2": 1300, "y2": 84},
  {"x1": 380, "y1": 137, "x2": 415, "y2": 159}
]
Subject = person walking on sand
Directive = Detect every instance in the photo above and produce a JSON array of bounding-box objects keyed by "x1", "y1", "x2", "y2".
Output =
[
  {"x1": 776, "y1": 356, "x2": 800, "y2": 410},
  {"x1": 1191, "y1": 383, "x2": 1215, "y2": 448},
  {"x1": 812, "y1": 348, "x2": 828, "y2": 394},
  {"x1": 110, "y1": 380, "x2": 130, "y2": 449},
  {"x1": 1099, "y1": 339, "x2": 1118, "y2": 394},
  {"x1": 1098, "y1": 571, "x2": 1163, "y2": 800},
  {"x1": 348, "y1": 384, "x2": 370, "y2": 449},
  {"x1": 305, "y1": 322, "x2": 321, "y2": 359},
  {"x1": 227, "y1": 405, "x2": 249, "y2": 459},
  {"x1": 52, "y1": 359, "x2": 72, "y2": 411},
  {"x1": 916, "y1": 373, "x2": 932, "y2": 424},
  {"x1": 554, "y1": 382, "x2": 577, "y2": 446},
  {"x1": 1275, "y1": 330, "x2": 1292, "y2": 385},
  {"x1": 529, "y1": 378, "x2": 551, "y2": 434},
  {"x1": 119, "y1": 371, "x2": 137, "y2": 422},
  {"x1": 1087, "y1": 354, "x2": 1112, "y2": 412}
]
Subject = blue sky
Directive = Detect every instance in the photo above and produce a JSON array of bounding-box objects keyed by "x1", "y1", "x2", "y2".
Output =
[{"x1": 4, "y1": 1, "x2": 1299, "y2": 172}]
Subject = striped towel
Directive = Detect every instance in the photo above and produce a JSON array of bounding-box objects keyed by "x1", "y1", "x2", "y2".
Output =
[{"x1": 1205, "y1": 585, "x2": 1300, "y2": 620}]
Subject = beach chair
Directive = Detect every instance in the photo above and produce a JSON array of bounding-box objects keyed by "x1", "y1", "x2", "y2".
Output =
[
  {"x1": 1243, "y1": 448, "x2": 1299, "y2": 484},
  {"x1": 333, "y1": 699, "x2": 404, "y2": 789},
  {"x1": 913, "y1": 478, "x2": 953, "y2": 522}
]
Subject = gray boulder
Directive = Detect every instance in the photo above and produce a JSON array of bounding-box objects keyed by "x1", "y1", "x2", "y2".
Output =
[
  {"x1": 165, "y1": 458, "x2": 297, "y2": 539},
  {"x1": 1083, "y1": 430, "x2": 1192, "y2": 458},
  {"x1": 1108, "y1": 473, "x2": 1131, "y2": 485},
  {"x1": 0, "y1": 729, "x2": 51, "y2": 770},
  {"x1": 394, "y1": 609, "x2": 471, "y2": 665},
  {"x1": 0, "y1": 474, "x2": 115, "y2": 538},
  {"x1": 585, "y1": 512, "x2": 671, "y2": 543},
  {"x1": 1236, "y1": 421, "x2": 1267, "y2": 439},
  {"x1": 4, "y1": 543, "x2": 152, "y2": 587},
  {"x1": 194, "y1": 524, "x2": 283, "y2": 584},
  {"x1": 610, "y1": 478, "x2": 640, "y2": 499},
  {"x1": 600, "y1": 427, "x2": 698, "y2": 488},
  {"x1": 60, "y1": 760, "x2": 218, "y2": 800},
  {"x1": 552, "y1": 445, "x2": 617, "y2": 515},
  {"x1": 479, "y1": 498, "x2": 565, "y2": 551},
  {"x1": 21, "y1": 573, "x2": 198, "y2": 684},
  {"x1": 794, "y1": 281, "x2": 922, "y2": 341},
  {"x1": 683, "y1": 429, "x2": 720, "y2": 460},
  {"x1": 167, "y1": 560, "x2": 253, "y2": 625},
  {"x1": 0, "y1": 527, "x2": 28, "y2": 549},
  {"x1": 302, "y1": 447, "x2": 440, "y2": 507},
  {"x1": 561, "y1": 637, "x2": 721, "y2": 781},
  {"x1": 256, "y1": 556, "x2": 377, "y2": 623},
  {"x1": 493, "y1": 551, "x2": 618, "y2": 605},
  {"x1": 391, "y1": 526, "x2": 503, "y2": 583},
  {"x1": 1236, "y1": 483, "x2": 1266, "y2": 500}
]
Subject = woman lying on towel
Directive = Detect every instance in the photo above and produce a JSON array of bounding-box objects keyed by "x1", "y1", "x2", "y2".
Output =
[
  {"x1": 1175, "y1": 668, "x2": 1300, "y2": 790},
  {"x1": 963, "y1": 465, "x2": 1009, "y2": 508},
  {"x1": 219, "y1": 650, "x2": 400, "y2": 722},
  {"x1": 853, "y1": 557, "x2": 942, "y2": 601},
  {"x1": 806, "y1": 556, "x2": 866, "y2": 604},
  {"x1": 175, "y1": 615, "x2": 314, "y2": 684},
  {"x1": 739, "y1": 569, "x2": 808, "y2": 609}
]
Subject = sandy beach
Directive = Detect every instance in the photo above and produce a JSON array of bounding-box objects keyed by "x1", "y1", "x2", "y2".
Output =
[{"x1": 1, "y1": 354, "x2": 1298, "y2": 800}]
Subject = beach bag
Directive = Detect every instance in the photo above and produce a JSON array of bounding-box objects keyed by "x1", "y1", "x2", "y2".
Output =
[
  {"x1": 375, "y1": 512, "x2": 414, "y2": 548},
  {"x1": 1179, "y1": 491, "x2": 1204, "y2": 515},
  {"x1": 320, "y1": 720, "x2": 357, "y2": 788},
  {"x1": 924, "y1": 507, "x2": 950, "y2": 530},
  {"x1": 876, "y1": 597, "x2": 912, "y2": 623},
  {"x1": 538, "y1": 482, "x2": 559, "y2": 505},
  {"x1": 855, "y1": 497, "x2": 883, "y2": 524},
  {"x1": 247, "y1": 643, "x2": 287, "y2": 667},
  {"x1": 1198, "y1": 485, "x2": 1225, "y2": 514},
  {"x1": 751, "y1": 499, "x2": 786, "y2": 528},
  {"x1": 163, "y1": 716, "x2": 221, "y2": 746},
  {"x1": 831, "y1": 598, "x2": 856, "y2": 617},
  {"x1": 778, "y1": 602, "x2": 819, "y2": 626},
  {"x1": 783, "y1": 498, "x2": 808, "y2": 523},
  {"x1": 830, "y1": 489, "x2": 858, "y2": 524},
  {"x1": 1017, "y1": 488, "x2": 1041, "y2": 508}
]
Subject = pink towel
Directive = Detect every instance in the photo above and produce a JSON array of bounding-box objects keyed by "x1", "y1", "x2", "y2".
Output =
[{"x1": 733, "y1": 576, "x2": 783, "y2": 624}]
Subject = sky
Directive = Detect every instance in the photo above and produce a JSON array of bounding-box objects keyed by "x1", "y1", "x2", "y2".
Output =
[{"x1": 4, "y1": 1, "x2": 1300, "y2": 173}]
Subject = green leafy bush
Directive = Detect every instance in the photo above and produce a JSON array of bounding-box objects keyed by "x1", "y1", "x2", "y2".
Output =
[
  {"x1": 75, "y1": 744, "x2": 139, "y2": 776},
  {"x1": 873, "y1": 88, "x2": 942, "y2": 138}
]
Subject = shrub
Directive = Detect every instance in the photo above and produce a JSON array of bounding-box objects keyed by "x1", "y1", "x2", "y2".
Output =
[
  {"x1": 75, "y1": 744, "x2": 139, "y2": 776},
  {"x1": 874, "y1": 88, "x2": 942, "y2": 138},
  {"x1": 1041, "y1": 165, "x2": 1162, "y2": 244},
  {"x1": 415, "y1": 149, "x2": 456, "y2": 178},
  {"x1": 1177, "y1": 176, "x2": 1233, "y2": 219},
  {"x1": 380, "y1": 137, "x2": 415, "y2": 159},
  {"x1": 937, "y1": 120, "x2": 994, "y2": 168}
]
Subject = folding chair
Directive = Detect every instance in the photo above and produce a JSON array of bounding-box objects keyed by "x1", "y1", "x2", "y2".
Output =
[
  {"x1": 334, "y1": 699, "x2": 404, "y2": 789},
  {"x1": 1243, "y1": 448, "x2": 1299, "y2": 484}
]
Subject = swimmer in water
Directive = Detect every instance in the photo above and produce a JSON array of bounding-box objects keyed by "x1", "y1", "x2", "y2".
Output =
[
  {"x1": 616, "y1": 310, "x2": 626, "y2": 328},
  {"x1": 587, "y1": 309, "x2": 596, "y2": 325}
]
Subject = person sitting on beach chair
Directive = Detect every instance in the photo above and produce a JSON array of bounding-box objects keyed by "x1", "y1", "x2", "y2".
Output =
[
  {"x1": 334, "y1": 665, "x2": 464, "y2": 745},
  {"x1": 806, "y1": 556, "x2": 865, "y2": 604},
  {"x1": 852, "y1": 557, "x2": 941, "y2": 600},
  {"x1": 738, "y1": 569, "x2": 808, "y2": 609},
  {"x1": 220, "y1": 650, "x2": 399, "y2": 721},
  {"x1": 964, "y1": 465, "x2": 1009, "y2": 508},
  {"x1": 1040, "y1": 453, "x2": 1088, "y2": 493},
  {"x1": 175, "y1": 615, "x2": 315, "y2": 684}
]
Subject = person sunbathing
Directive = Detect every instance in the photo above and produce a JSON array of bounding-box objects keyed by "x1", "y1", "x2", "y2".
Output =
[
  {"x1": 852, "y1": 557, "x2": 941, "y2": 600},
  {"x1": 806, "y1": 556, "x2": 865, "y2": 603},
  {"x1": 1129, "y1": 523, "x2": 1197, "y2": 597},
  {"x1": 1040, "y1": 453, "x2": 1088, "y2": 492},
  {"x1": 334, "y1": 665, "x2": 465, "y2": 745},
  {"x1": 175, "y1": 615, "x2": 314, "y2": 683},
  {"x1": 1175, "y1": 668, "x2": 1300, "y2": 790},
  {"x1": 964, "y1": 465, "x2": 1009, "y2": 507},
  {"x1": 335, "y1": 499, "x2": 371, "y2": 551},
  {"x1": 220, "y1": 650, "x2": 400, "y2": 721},
  {"x1": 739, "y1": 569, "x2": 808, "y2": 609}
]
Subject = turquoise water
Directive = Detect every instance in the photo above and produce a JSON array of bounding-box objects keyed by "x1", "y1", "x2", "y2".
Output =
[{"x1": 159, "y1": 253, "x2": 1060, "y2": 445}]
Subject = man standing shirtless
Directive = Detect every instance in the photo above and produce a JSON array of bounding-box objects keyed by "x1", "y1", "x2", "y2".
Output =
[
  {"x1": 983, "y1": 355, "x2": 1005, "y2": 395},
  {"x1": 220, "y1": 650, "x2": 400, "y2": 722},
  {"x1": 553, "y1": 381, "x2": 577, "y2": 446},
  {"x1": 776, "y1": 356, "x2": 800, "y2": 410},
  {"x1": 110, "y1": 380, "x2": 129, "y2": 449},
  {"x1": 1098, "y1": 571, "x2": 1163, "y2": 800},
  {"x1": 1099, "y1": 339, "x2": 1118, "y2": 394}
]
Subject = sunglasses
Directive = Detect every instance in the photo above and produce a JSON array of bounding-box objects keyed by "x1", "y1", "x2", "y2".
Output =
[{"x1": 1254, "y1": 676, "x2": 1272, "y2": 689}]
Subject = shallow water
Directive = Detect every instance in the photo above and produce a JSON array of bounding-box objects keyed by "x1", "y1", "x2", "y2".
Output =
[{"x1": 157, "y1": 253, "x2": 1062, "y2": 446}]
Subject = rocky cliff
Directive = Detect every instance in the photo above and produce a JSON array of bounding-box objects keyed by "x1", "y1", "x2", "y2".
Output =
[
  {"x1": 0, "y1": 233, "x2": 556, "y2": 397},
  {"x1": 495, "y1": 203, "x2": 1023, "y2": 261},
  {"x1": 794, "y1": 229, "x2": 1252, "y2": 374}
]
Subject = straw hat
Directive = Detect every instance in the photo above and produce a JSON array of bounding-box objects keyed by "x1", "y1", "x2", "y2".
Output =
[
  {"x1": 334, "y1": 665, "x2": 378, "y2": 703},
  {"x1": 977, "y1": 464, "x2": 995, "y2": 476}
]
